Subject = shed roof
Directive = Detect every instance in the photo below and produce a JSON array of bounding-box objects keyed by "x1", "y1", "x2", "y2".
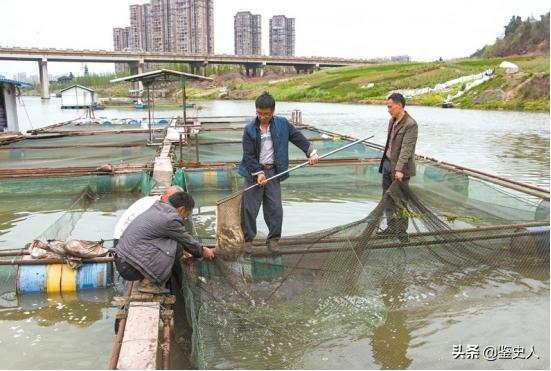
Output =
[
  {"x1": 59, "y1": 84, "x2": 96, "y2": 93},
  {"x1": 110, "y1": 69, "x2": 212, "y2": 84},
  {"x1": 0, "y1": 76, "x2": 32, "y2": 87}
]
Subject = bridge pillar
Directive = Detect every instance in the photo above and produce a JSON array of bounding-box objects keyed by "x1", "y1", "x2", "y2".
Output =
[
  {"x1": 38, "y1": 59, "x2": 50, "y2": 100},
  {"x1": 190, "y1": 62, "x2": 208, "y2": 76},
  {"x1": 243, "y1": 63, "x2": 265, "y2": 78},
  {"x1": 294, "y1": 65, "x2": 315, "y2": 74},
  {"x1": 129, "y1": 59, "x2": 145, "y2": 91}
]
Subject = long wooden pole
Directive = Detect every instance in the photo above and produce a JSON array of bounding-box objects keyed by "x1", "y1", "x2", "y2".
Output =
[
  {"x1": 108, "y1": 282, "x2": 134, "y2": 370},
  {"x1": 0, "y1": 257, "x2": 114, "y2": 266}
]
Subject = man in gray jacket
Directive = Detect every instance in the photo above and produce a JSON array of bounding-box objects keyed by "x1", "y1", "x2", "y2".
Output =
[
  {"x1": 115, "y1": 191, "x2": 215, "y2": 294},
  {"x1": 378, "y1": 92, "x2": 418, "y2": 242}
]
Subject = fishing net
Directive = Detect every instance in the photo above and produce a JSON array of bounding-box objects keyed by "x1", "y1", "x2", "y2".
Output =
[
  {"x1": 182, "y1": 174, "x2": 549, "y2": 369},
  {"x1": 35, "y1": 186, "x2": 98, "y2": 242},
  {"x1": 215, "y1": 192, "x2": 245, "y2": 257}
]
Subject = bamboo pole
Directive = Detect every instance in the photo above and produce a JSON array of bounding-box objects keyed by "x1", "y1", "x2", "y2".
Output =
[
  {"x1": 108, "y1": 282, "x2": 134, "y2": 370},
  {"x1": 0, "y1": 257, "x2": 114, "y2": 266},
  {"x1": 161, "y1": 311, "x2": 173, "y2": 370},
  {"x1": 244, "y1": 228, "x2": 549, "y2": 257},
  {"x1": 198, "y1": 221, "x2": 549, "y2": 255}
]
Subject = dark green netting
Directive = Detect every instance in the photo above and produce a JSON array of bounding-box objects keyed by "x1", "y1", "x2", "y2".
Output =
[
  {"x1": 179, "y1": 161, "x2": 548, "y2": 369},
  {"x1": 0, "y1": 172, "x2": 153, "y2": 196}
]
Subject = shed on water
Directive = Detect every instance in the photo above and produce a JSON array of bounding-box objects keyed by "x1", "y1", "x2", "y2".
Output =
[
  {"x1": 0, "y1": 76, "x2": 31, "y2": 133},
  {"x1": 60, "y1": 84, "x2": 97, "y2": 108}
]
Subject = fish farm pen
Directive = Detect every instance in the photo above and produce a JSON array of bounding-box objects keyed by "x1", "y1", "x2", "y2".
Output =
[{"x1": 0, "y1": 112, "x2": 549, "y2": 369}]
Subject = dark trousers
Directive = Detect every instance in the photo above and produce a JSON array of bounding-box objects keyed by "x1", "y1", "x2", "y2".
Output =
[
  {"x1": 382, "y1": 159, "x2": 409, "y2": 234},
  {"x1": 115, "y1": 244, "x2": 184, "y2": 283},
  {"x1": 115, "y1": 255, "x2": 144, "y2": 281},
  {"x1": 241, "y1": 168, "x2": 283, "y2": 242}
]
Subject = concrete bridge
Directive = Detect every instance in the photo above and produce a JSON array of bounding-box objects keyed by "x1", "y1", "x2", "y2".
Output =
[{"x1": 0, "y1": 47, "x2": 372, "y2": 99}]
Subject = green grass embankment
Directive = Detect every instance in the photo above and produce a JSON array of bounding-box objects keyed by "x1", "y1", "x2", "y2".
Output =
[{"x1": 227, "y1": 55, "x2": 549, "y2": 112}]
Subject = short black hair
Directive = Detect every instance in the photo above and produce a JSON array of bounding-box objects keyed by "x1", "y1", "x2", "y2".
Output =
[
  {"x1": 255, "y1": 92, "x2": 276, "y2": 109},
  {"x1": 387, "y1": 92, "x2": 406, "y2": 107},
  {"x1": 169, "y1": 191, "x2": 195, "y2": 211}
]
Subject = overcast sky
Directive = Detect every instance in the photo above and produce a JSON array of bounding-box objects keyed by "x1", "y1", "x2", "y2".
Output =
[{"x1": 0, "y1": 0, "x2": 548, "y2": 77}]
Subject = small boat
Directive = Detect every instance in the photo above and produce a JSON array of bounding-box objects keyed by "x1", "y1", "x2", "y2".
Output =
[
  {"x1": 94, "y1": 103, "x2": 106, "y2": 110},
  {"x1": 135, "y1": 99, "x2": 147, "y2": 109},
  {"x1": 441, "y1": 101, "x2": 454, "y2": 108}
]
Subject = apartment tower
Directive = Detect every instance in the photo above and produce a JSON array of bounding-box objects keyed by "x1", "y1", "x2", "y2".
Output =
[
  {"x1": 269, "y1": 15, "x2": 295, "y2": 56},
  {"x1": 234, "y1": 11, "x2": 261, "y2": 55}
]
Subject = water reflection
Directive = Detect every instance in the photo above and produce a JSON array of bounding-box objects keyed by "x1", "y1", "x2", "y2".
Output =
[
  {"x1": 371, "y1": 279, "x2": 412, "y2": 370},
  {"x1": 0, "y1": 290, "x2": 112, "y2": 327},
  {"x1": 496, "y1": 132, "x2": 550, "y2": 166}
]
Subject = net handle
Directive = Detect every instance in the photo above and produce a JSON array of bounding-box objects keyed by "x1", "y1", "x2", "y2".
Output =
[{"x1": 243, "y1": 134, "x2": 375, "y2": 192}]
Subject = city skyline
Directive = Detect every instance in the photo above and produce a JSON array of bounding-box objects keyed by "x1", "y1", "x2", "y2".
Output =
[
  {"x1": 0, "y1": 0, "x2": 548, "y2": 76},
  {"x1": 115, "y1": 0, "x2": 214, "y2": 55}
]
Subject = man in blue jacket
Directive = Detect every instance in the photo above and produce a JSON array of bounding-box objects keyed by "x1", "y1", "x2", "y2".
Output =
[{"x1": 238, "y1": 92, "x2": 319, "y2": 253}]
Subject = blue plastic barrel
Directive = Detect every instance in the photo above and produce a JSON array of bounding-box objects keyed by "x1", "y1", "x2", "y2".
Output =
[
  {"x1": 127, "y1": 119, "x2": 141, "y2": 126},
  {"x1": 18, "y1": 265, "x2": 47, "y2": 294},
  {"x1": 77, "y1": 262, "x2": 114, "y2": 290},
  {"x1": 157, "y1": 119, "x2": 169, "y2": 125},
  {"x1": 101, "y1": 119, "x2": 113, "y2": 125},
  {"x1": 17, "y1": 262, "x2": 113, "y2": 294}
]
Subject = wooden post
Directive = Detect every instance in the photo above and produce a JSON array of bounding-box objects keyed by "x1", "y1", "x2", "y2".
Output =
[
  {"x1": 195, "y1": 133, "x2": 200, "y2": 164},
  {"x1": 182, "y1": 77, "x2": 187, "y2": 124},
  {"x1": 146, "y1": 85, "x2": 152, "y2": 143},
  {"x1": 179, "y1": 133, "x2": 183, "y2": 167}
]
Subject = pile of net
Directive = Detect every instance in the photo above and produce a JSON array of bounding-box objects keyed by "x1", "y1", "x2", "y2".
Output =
[
  {"x1": 185, "y1": 181, "x2": 549, "y2": 369},
  {"x1": 28, "y1": 239, "x2": 110, "y2": 269},
  {"x1": 24, "y1": 184, "x2": 111, "y2": 269}
]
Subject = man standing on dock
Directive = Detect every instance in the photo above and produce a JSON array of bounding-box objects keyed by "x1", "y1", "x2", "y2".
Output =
[
  {"x1": 239, "y1": 92, "x2": 319, "y2": 253},
  {"x1": 114, "y1": 191, "x2": 214, "y2": 294},
  {"x1": 378, "y1": 92, "x2": 418, "y2": 242}
]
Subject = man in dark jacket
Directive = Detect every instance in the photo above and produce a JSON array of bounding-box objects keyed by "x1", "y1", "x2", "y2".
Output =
[
  {"x1": 378, "y1": 92, "x2": 418, "y2": 242},
  {"x1": 115, "y1": 191, "x2": 215, "y2": 294},
  {"x1": 238, "y1": 92, "x2": 319, "y2": 253}
]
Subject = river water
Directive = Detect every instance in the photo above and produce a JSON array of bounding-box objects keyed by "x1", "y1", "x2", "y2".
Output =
[{"x1": 0, "y1": 97, "x2": 548, "y2": 369}]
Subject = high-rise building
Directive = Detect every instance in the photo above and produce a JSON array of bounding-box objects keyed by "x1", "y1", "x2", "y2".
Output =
[
  {"x1": 113, "y1": 27, "x2": 130, "y2": 51},
  {"x1": 150, "y1": 0, "x2": 171, "y2": 52},
  {"x1": 113, "y1": 27, "x2": 130, "y2": 72},
  {"x1": 188, "y1": 0, "x2": 214, "y2": 54},
  {"x1": 234, "y1": 11, "x2": 261, "y2": 56},
  {"x1": 269, "y1": 15, "x2": 295, "y2": 56},
  {"x1": 117, "y1": 0, "x2": 214, "y2": 55},
  {"x1": 129, "y1": 4, "x2": 150, "y2": 51}
]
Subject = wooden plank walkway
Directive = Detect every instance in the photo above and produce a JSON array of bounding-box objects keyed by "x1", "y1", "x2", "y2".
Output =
[{"x1": 117, "y1": 301, "x2": 160, "y2": 370}]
